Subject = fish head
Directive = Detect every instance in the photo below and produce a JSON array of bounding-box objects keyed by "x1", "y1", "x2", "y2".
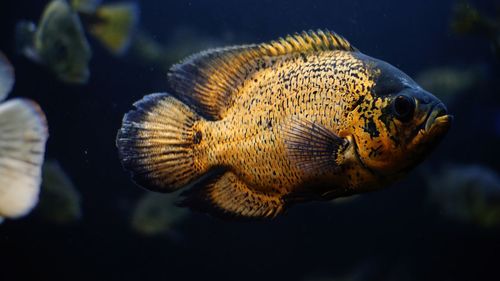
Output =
[
  {"x1": 35, "y1": 0, "x2": 92, "y2": 84},
  {"x1": 348, "y1": 54, "x2": 452, "y2": 177}
]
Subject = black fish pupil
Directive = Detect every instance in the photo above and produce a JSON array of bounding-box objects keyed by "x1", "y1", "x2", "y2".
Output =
[{"x1": 393, "y1": 95, "x2": 414, "y2": 121}]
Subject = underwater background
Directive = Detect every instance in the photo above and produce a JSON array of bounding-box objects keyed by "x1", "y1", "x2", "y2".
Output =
[{"x1": 1, "y1": 0, "x2": 499, "y2": 280}]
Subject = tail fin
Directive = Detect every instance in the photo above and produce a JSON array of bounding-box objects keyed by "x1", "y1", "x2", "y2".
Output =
[
  {"x1": 87, "y1": 2, "x2": 139, "y2": 55},
  {"x1": 0, "y1": 99, "x2": 48, "y2": 219},
  {"x1": 116, "y1": 93, "x2": 206, "y2": 193}
]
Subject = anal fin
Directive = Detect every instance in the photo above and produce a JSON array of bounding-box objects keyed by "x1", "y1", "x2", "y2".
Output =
[{"x1": 180, "y1": 172, "x2": 284, "y2": 219}]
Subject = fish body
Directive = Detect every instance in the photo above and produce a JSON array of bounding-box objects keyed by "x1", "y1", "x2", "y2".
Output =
[
  {"x1": 83, "y1": 2, "x2": 139, "y2": 55},
  {"x1": 117, "y1": 30, "x2": 452, "y2": 219},
  {"x1": 16, "y1": 0, "x2": 91, "y2": 83},
  {"x1": 15, "y1": 0, "x2": 138, "y2": 83}
]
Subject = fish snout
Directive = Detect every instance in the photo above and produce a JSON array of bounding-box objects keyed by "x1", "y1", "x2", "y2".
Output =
[{"x1": 424, "y1": 103, "x2": 453, "y2": 132}]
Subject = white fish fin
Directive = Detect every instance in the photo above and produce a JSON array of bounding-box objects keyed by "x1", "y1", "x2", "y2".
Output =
[{"x1": 0, "y1": 99, "x2": 48, "y2": 219}]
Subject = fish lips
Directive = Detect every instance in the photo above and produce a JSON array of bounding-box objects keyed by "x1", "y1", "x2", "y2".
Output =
[{"x1": 422, "y1": 103, "x2": 453, "y2": 134}]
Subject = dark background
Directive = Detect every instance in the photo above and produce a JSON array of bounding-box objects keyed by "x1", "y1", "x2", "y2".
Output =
[{"x1": 0, "y1": 0, "x2": 499, "y2": 280}]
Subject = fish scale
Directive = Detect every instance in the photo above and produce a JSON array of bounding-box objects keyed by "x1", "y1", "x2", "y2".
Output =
[{"x1": 193, "y1": 51, "x2": 373, "y2": 194}]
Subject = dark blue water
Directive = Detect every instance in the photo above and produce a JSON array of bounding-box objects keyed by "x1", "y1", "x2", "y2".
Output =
[{"x1": 1, "y1": 0, "x2": 499, "y2": 280}]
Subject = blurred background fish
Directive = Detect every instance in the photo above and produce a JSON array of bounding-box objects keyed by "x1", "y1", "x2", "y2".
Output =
[
  {"x1": 415, "y1": 64, "x2": 488, "y2": 105},
  {"x1": 79, "y1": 2, "x2": 139, "y2": 56},
  {"x1": 426, "y1": 164, "x2": 500, "y2": 228},
  {"x1": 71, "y1": 0, "x2": 102, "y2": 14},
  {"x1": 131, "y1": 191, "x2": 189, "y2": 239},
  {"x1": 35, "y1": 160, "x2": 82, "y2": 224},
  {"x1": 0, "y1": 51, "x2": 48, "y2": 223},
  {"x1": 451, "y1": 1, "x2": 500, "y2": 59},
  {"x1": 16, "y1": 0, "x2": 92, "y2": 84},
  {"x1": 129, "y1": 26, "x2": 235, "y2": 73},
  {"x1": 0, "y1": 52, "x2": 15, "y2": 101},
  {"x1": 15, "y1": 0, "x2": 138, "y2": 84}
]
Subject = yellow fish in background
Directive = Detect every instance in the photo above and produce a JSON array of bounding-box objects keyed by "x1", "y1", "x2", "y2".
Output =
[
  {"x1": 81, "y1": 2, "x2": 139, "y2": 55},
  {"x1": 16, "y1": 0, "x2": 138, "y2": 83},
  {"x1": 0, "y1": 52, "x2": 48, "y2": 223},
  {"x1": 72, "y1": 0, "x2": 139, "y2": 55},
  {"x1": 117, "y1": 30, "x2": 452, "y2": 219}
]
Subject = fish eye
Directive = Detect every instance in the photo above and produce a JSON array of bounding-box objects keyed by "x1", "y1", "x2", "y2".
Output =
[{"x1": 392, "y1": 95, "x2": 415, "y2": 122}]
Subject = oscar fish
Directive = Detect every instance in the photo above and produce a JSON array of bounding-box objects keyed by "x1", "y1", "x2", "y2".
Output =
[{"x1": 117, "y1": 30, "x2": 452, "y2": 219}]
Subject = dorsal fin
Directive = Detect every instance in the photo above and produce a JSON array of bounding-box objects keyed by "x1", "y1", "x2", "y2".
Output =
[{"x1": 168, "y1": 29, "x2": 358, "y2": 120}]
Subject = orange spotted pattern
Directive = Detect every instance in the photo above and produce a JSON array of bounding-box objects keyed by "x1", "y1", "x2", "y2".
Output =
[
  {"x1": 119, "y1": 30, "x2": 451, "y2": 218},
  {"x1": 190, "y1": 50, "x2": 386, "y2": 199}
]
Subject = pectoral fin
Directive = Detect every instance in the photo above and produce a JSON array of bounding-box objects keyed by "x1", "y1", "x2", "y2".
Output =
[{"x1": 282, "y1": 118, "x2": 349, "y2": 174}]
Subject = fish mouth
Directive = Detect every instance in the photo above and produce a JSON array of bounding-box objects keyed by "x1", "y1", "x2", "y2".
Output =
[{"x1": 422, "y1": 103, "x2": 453, "y2": 133}]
